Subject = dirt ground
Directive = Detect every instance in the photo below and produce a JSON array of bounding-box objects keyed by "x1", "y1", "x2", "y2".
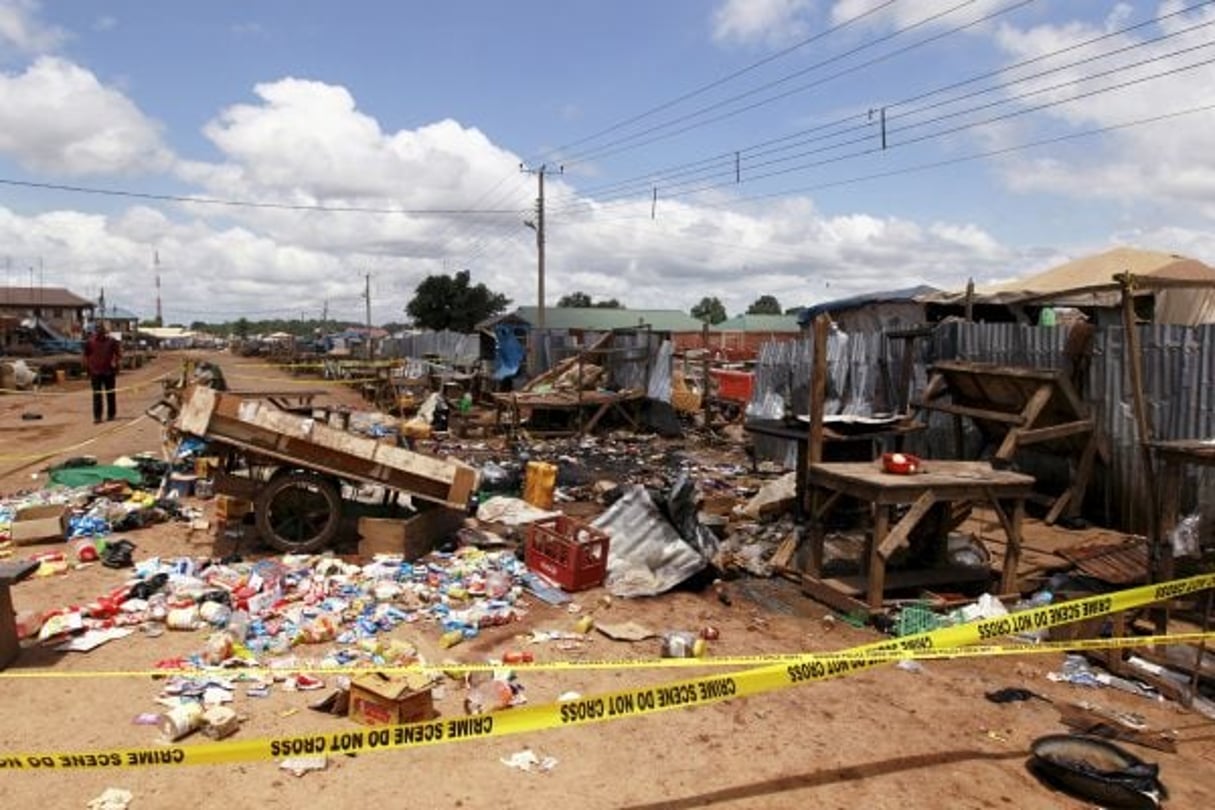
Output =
[{"x1": 1, "y1": 352, "x2": 1213, "y2": 809}]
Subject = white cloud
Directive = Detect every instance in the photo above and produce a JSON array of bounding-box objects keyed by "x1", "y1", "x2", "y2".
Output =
[
  {"x1": 0, "y1": 56, "x2": 173, "y2": 174},
  {"x1": 93, "y1": 15, "x2": 117, "y2": 33},
  {"x1": 712, "y1": 0, "x2": 814, "y2": 47},
  {"x1": 0, "y1": 0, "x2": 66, "y2": 56},
  {"x1": 829, "y1": 0, "x2": 1012, "y2": 31},
  {"x1": 987, "y1": 3, "x2": 1215, "y2": 213}
]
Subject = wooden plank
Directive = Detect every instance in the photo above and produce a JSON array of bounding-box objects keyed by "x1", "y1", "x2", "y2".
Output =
[
  {"x1": 808, "y1": 314, "x2": 830, "y2": 465},
  {"x1": 1015, "y1": 419, "x2": 1093, "y2": 446},
  {"x1": 930, "y1": 360, "x2": 1062, "y2": 382},
  {"x1": 867, "y1": 503, "x2": 890, "y2": 609},
  {"x1": 800, "y1": 574, "x2": 872, "y2": 617},
  {"x1": 995, "y1": 383, "x2": 1053, "y2": 460},
  {"x1": 876, "y1": 490, "x2": 937, "y2": 560},
  {"x1": 924, "y1": 400, "x2": 1026, "y2": 425}
]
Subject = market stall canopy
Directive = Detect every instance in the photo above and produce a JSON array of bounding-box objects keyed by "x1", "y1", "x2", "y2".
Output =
[{"x1": 923, "y1": 247, "x2": 1215, "y2": 324}]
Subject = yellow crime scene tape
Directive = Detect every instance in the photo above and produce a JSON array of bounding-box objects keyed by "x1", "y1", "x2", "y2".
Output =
[
  {"x1": 0, "y1": 378, "x2": 168, "y2": 397},
  {"x1": 2, "y1": 631, "x2": 1213, "y2": 681},
  {"x1": 1, "y1": 573, "x2": 1212, "y2": 770},
  {"x1": 223, "y1": 373, "x2": 381, "y2": 386}
]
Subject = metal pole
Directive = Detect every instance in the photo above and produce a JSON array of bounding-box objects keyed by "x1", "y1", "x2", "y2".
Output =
[{"x1": 365, "y1": 272, "x2": 373, "y2": 361}]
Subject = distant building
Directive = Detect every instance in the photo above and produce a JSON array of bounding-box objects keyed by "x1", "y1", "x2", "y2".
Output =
[
  {"x1": 705, "y1": 313, "x2": 802, "y2": 354},
  {"x1": 100, "y1": 305, "x2": 140, "y2": 336},
  {"x1": 0, "y1": 286, "x2": 94, "y2": 338}
]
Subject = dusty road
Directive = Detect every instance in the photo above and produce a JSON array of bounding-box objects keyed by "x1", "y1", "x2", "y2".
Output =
[{"x1": 0, "y1": 352, "x2": 1212, "y2": 809}]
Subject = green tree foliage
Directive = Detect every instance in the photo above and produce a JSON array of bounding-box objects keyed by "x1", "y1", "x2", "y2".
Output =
[
  {"x1": 691, "y1": 296, "x2": 727, "y2": 325},
  {"x1": 406, "y1": 270, "x2": 510, "y2": 331},
  {"x1": 557, "y1": 291, "x2": 624, "y2": 309},
  {"x1": 234, "y1": 317, "x2": 250, "y2": 339},
  {"x1": 746, "y1": 295, "x2": 782, "y2": 315},
  {"x1": 557, "y1": 291, "x2": 592, "y2": 308}
]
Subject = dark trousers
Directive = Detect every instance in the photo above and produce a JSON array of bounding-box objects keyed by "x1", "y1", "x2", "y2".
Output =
[{"x1": 90, "y1": 373, "x2": 117, "y2": 421}]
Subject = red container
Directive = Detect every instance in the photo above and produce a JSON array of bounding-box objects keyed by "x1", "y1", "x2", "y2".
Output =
[
  {"x1": 525, "y1": 515, "x2": 610, "y2": 592},
  {"x1": 709, "y1": 369, "x2": 754, "y2": 403}
]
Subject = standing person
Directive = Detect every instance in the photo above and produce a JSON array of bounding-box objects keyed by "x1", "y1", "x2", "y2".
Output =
[{"x1": 83, "y1": 323, "x2": 121, "y2": 423}]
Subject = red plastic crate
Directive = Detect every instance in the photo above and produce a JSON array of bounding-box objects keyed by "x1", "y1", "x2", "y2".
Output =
[
  {"x1": 709, "y1": 369, "x2": 754, "y2": 403},
  {"x1": 525, "y1": 515, "x2": 610, "y2": 592}
]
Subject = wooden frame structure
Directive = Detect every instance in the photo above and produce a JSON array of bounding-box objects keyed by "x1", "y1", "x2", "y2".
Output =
[
  {"x1": 804, "y1": 460, "x2": 1034, "y2": 613},
  {"x1": 914, "y1": 360, "x2": 1099, "y2": 524}
]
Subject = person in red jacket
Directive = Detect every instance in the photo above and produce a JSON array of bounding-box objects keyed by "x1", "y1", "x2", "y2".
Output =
[{"x1": 83, "y1": 322, "x2": 122, "y2": 423}]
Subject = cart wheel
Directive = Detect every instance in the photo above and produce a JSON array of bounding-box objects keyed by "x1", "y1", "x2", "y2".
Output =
[{"x1": 254, "y1": 471, "x2": 342, "y2": 553}]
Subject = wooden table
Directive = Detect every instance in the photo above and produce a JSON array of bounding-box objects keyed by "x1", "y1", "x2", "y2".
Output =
[
  {"x1": 744, "y1": 416, "x2": 921, "y2": 522},
  {"x1": 805, "y1": 460, "x2": 1035, "y2": 612}
]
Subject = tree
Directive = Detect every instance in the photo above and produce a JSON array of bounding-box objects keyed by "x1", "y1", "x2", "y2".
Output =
[
  {"x1": 557, "y1": 291, "x2": 593, "y2": 308},
  {"x1": 557, "y1": 291, "x2": 624, "y2": 309},
  {"x1": 406, "y1": 270, "x2": 510, "y2": 332},
  {"x1": 691, "y1": 296, "x2": 727, "y2": 325},
  {"x1": 234, "y1": 317, "x2": 250, "y2": 339},
  {"x1": 746, "y1": 295, "x2": 782, "y2": 315}
]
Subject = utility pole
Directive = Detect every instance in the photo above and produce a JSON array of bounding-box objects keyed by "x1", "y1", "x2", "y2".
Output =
[
  {"x1": 521, "y1": 163, "x2": 561, "y2": 373},
  {"x1": 364, "y1": 272, "x2": 373, "y2": 360},
  {"x1": 154, "y1": 251, "x2": 163, "y2": 326}
]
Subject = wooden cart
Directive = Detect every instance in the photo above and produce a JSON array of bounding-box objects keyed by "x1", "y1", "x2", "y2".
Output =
[{"x1": 175, "y1": 386, "x2": 477, "y2": 553}]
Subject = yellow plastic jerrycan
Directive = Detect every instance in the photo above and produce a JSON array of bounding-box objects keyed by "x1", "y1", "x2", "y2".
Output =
[{"x1": 523, "y1": 461, "x2": 557, "y2": 510}]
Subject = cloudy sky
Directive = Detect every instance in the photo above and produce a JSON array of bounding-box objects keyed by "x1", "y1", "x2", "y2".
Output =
[{"x1": 1, "y1": 0, "x2": 1213, "y2": 326}]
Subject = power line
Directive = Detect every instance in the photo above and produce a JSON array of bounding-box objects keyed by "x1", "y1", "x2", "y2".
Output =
[
  {"x1": 561, "y1": 0, "x2": 1036, "y2": 168},
  {"x1": 570, "y1": 6, "x2": 1215, "y2": 202},
  {"x1": 556, "y1": 41, "x2": 1215, "y2": 211},
  {"x1": 0, "y1": 177, "x2": 522, "y2": 215},
  {"x1": 546, "y1": 0, "x2": 903, "y2": 161}
]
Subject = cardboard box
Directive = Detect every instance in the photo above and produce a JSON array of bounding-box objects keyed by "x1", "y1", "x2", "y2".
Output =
[
  {"x1": 348, "y1": 673, "x2": 434, "y2": 726},
  {"x1": 357, "y1": 507, "x2": 465, "y2": 561},
  {"x1": 215, "y1": 495, "x2": 252, "y2": 521},
  {"x1": 9, "y1": 504, "x2": 69, "y2": 545}
]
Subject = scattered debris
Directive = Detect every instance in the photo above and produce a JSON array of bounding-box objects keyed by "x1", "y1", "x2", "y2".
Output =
[{"x1": 500, "y1": 748, "x2": 558, "y2": 773}]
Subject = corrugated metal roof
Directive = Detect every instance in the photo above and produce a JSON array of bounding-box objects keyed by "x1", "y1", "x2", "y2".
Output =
[
  {"x1": 713, "y1": 313, "x2": 801, "y2": 332},
  {"x1": 512, "y1": 306, "x2": 704, "y2": 332},
  {"x1": 0, "y1": 286, "x2": 94, "y2": 308}
]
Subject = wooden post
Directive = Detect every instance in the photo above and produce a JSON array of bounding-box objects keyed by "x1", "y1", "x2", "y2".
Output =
[
  {"x1": 964, "y1": 277, "x2": 975, "y2": 322},
  {"x1": 809, "y1": 314, "x2": 829, "y2": 465},
  {"x1": 1120, "y1": 273, "x2": 1165, "y2": 630}
]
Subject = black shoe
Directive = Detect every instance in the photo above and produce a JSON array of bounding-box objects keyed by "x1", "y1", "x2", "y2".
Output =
[
  {"x1": 94, "y1": 418, "x2": 102, "y2": 424},
  {"x1": 107, "y1": 415, "x2": 116, "y2": 421}
]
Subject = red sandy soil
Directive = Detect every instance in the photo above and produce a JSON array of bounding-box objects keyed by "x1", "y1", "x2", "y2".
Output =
[{"x1": 0, "y1": 352, "x2": 1212, "y2": 809}]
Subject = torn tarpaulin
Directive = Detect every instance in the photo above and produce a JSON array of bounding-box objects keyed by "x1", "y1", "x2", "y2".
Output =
[{"x1": 592, "y1": 473, "x2": 718, "y2": 597}]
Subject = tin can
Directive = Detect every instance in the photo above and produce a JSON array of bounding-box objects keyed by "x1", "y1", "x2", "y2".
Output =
[
  {"x1": 661, "y1": 631, "x2": 699, "y2": 658},
  {"x1": 159, "y1": 702, "x2": 203, "y2": 741}
]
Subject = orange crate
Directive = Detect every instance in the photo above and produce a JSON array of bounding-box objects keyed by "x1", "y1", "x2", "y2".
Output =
[
  {"x1": 709, "y1": 369, "x2": 753, "y2": 403},
  {"x1": 525, "y1": 515, "x2": 610, "y2": 592}
]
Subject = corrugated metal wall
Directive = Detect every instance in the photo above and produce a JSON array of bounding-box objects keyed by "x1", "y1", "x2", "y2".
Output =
[{"x1": 750, "y1": 321, "x2": 1215, "y2": 531}]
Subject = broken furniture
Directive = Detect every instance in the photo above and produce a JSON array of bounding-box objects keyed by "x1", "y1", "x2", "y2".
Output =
[
  {"x1": 173, "y1": 385, "x2": 476, "y2": 553},
  {"x1": 914, "y1": 360, "x2": 1099, "y2": 524},
  {"x1": 492, "y1": 329, "x2": 651, "y2": 437},
  {"x1": 744, "y1": 414, "x2": 921, "y2": 523},
  {"x1": 804, "y1": 459, "x2": 1034, "y2": 612},
  {"x1": 226, "y1": 389, "x2": 323, "y2": 415},
  {"x1": 0, "y1": 559, "x2": 39, "y2": 669}
]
